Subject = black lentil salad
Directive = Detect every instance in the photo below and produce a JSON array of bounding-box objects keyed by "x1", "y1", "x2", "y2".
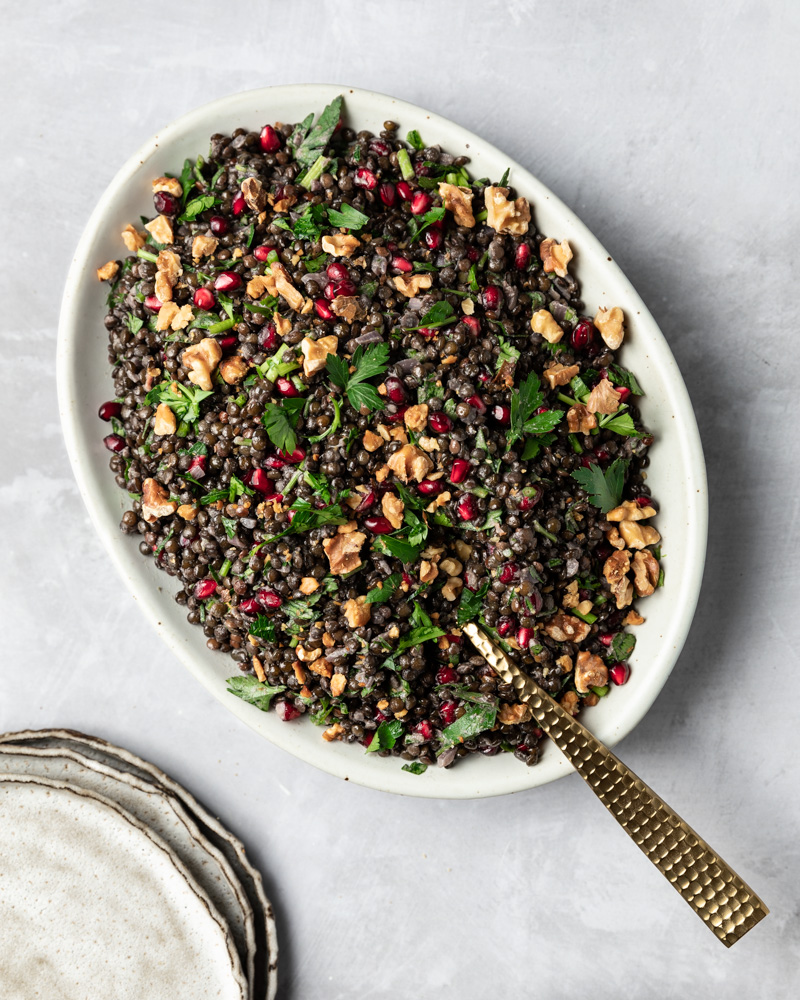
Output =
[{"x1": 97, "y1": 96, "x2": 664, "y2": 773}]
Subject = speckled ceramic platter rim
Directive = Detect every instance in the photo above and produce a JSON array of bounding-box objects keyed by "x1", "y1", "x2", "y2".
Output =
[
  {"x1": 56, "y1": 83, "x2": 708, "y2": 799},
  {"x1": 0, "y1": 729, "x2": 278, "y2": 1000},
  {"x1": 0, "y1": 774, "x2": 247, "y2": 1000},
  {"x1": 0, "y1": 744, "x2": 256, "y2": 996}
]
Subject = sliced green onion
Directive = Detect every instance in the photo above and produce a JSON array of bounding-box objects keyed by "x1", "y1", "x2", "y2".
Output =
[
  {"x1": 568, "y1": 433, "x2": 583, "y2": 455},
  {"x1": 219, "y1": 559, "x2": 232, "y2": 578},
  {"x1": 591, "y1": 685, "x2": 609, "y2": 697},
  {"x1": 208, "y1": 318, "x2": 235, "y2": 335},
  {"x1": 397, "y1": 148, "x2": 414, "y2": 181},
  {"x1": 298, "y1": 155, "x2": 330, "y2": 189},
  {"x1": 136, "y1": 248, "x2": 159, "y2": 263}
]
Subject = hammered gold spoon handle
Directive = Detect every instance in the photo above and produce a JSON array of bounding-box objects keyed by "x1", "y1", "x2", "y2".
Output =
[{"x1": 463, "y1": 623, "x2": 768, "y2": 947}]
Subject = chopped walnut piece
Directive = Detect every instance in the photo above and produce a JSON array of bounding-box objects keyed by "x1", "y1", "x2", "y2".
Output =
[
  {"x1": 603, "y1": 549, "x2": 633, "y2": 609},
  {"x1": 441, "y1": 577, "x2": 464, "y2": 602},
  {"x1": 574, "y1": 651, "x2": 608, "y2": 693},
  {"x1": 461, "y1": 298, "x2": 475, "y2": 315},
  {"x1": 418, "y1": 435, "x2": 439, "y2": 452},
  {"x1": 156, "y1": 250, "x2": 182, "y2": 285},
  {"x1": 530, "y1": 309, "x2": 564, "y2": 343},
  {"x1": 623, "y1": 609, "x2": 645, "y2": 626},
  {"x1": 293, "y1": 663, "x2": 307, "y2": 684},
  {"x1": 192, "y1": 234, "x2": 219, "y2": 259},
  {"x1": 544, "y1": 362, "x2": 580, "y2": 388},
  {"x1": 562, "y1": 580, "x2": 580, "y2": 609},
  {"x1": 439, "y1": 182, "x2": 475, "y2": 227},
  {"x1": 362, "y1": 430, "x2": 383, "y2": 452},
  {"x1": 246, "y1": 275, "x2": 269, "y2": 299},
  {"x1": 96, "y1": 260, "x2": 119, "y2": 281},
  {"x1": 177, "y1": 504, "x2": 197, "y2": 520},
  {"x1": 144, "y1": 367, "x2": 160, "y2": 391},
  {"x1": 586, "y1": 378, "x2": 621, "y2": 415},
  {"x1": 268, "y1": 189, "x2": 297, "y2": 213},
  {"x1": 386, "y1": 444, "x2": 433, "y2": 483},
  {"x1": 121, "y1": 224, "x2": 146, "y2": 252},
  {"x1": 439, "y1": 557, "x2": 463, "y2": 577},
  {"x1": 606, "y1": 500, "x2": 657, "y2": 522},
  {"x1": 296, "y1": 645, "x2": 323, "y2": 663},
  {"x1": 632, "y1": 550, "x2": 660, "y2": 597},
  {"x1": 274, "y1": 314, "x2": 292, "y2": 337},
  {"x1": 455, "y1": 541, "x2": 473, "y2": 561},
  {"x1": 270, "y1": 263, "x2": 304, "y2": 311},
  {"x1": 300, "y1": 335, "x2": 338, "y2": 376},
  {"x1": 322, "y1": 632, "x2": 335, "y2": 647},
  {"x1": 498, "y1": 702, "x2": 533, "y2": 725},
  {"x1": 170, "y1": 304, "x2": 193, "y2": 331},
  {"x1": 219, "y1": 356, "x2": 249, "y2": 385},
  {"x1": 594, "y1": 306, "x2": 625, "y2": 350},
  {"x1": 618, "y1": 520, "x2": 662, "y2": 551},
  {"x1": 382, "y1": 493, "x2": 404, "y2": 529},
  {"x1": 337, "y1": 520, "x2": 359, "y2": 533},
  {"x1": 343, "y1": 597, "x2": 372, "y2": 628},
  {"x1": 141, "y1": 478, "x2": 177, "y2": 523},
  {"x1": 322, "y1": 531, "x2": 366, "y2": 575},
  {"x1": 419, "y1": 560, "x2": 438, "y2": 584},
  {"x1": 145, "y1": 214, "x2": 173, "y2": 245},
  {"x1": 155, "y1": 302, "x2": 179, "y2": 331},
  {"x1": 556, "y1": 654, "x2": 574, "y2": 673},
  {"x1": 388, "y1": 425, "x2": 407, "y2": 444},
  {"x1": 566, "y1": 404, "x2": 597, "y2": 433},
  {"x1": 153, "y1": 403, "x2": 176, "y2": 436},
  {"x1": 539, "y1": 238, "x2": 573, "y2": 278},
  {"x1": 393, "y1": 273, "x2": 432, "y2": 298},
  {"x1": 542, "y1": 612, "x2": 591, "y2": 644},
  {"x1": 331, "y1": 295, "x2": 367, "y2": 323},
  {"x1": 321, "y1": 233, "x2": 361, "y2": 257},
  {"x1": 403, "y1": 403, "x2": 429, "y2": 432},
  {"x1": 299, "y1": 577, "x2": 319, "y2": 595},
  {"x1": 182, "y1": 337, "x2": 222, "y2": 391},
  {"x1": 152, "y1": 176, "x2": 182, "y2": 197},
  {"x1": 330, "y1": 673, "x2": 347, "y2": 698},
  {"x1": 605, "y1": 526, "x2": 625, "y2": 550},
  {"x1": 241, "y1": 177, "x2": 266, "y2": 212},
  {"x1": 154, "y1": 272, "x2": 173, "y2": 304},
  {"x1": 560, "y1": 691, "x2": 580, "y2": 717},
  {"x1": 484, "y1": 186, "x2": 531, "y2": 235},
  {"x1": 252, "y1": 656, "x2": 266, "y2": 683},
  {"x1": 322, "y1": 722, "x2": 345, "y2": 741}
]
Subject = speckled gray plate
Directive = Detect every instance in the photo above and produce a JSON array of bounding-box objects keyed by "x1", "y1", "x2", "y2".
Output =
[
  {"x1": 0, "y1": 745, "x2": 256, "y2": 995},
  {"x1": 0, "y1": 729, "x2": 278, "y2": 1000},
  {"x1": 0, "y1": 775, "x2": 247, "y2": 1000}
]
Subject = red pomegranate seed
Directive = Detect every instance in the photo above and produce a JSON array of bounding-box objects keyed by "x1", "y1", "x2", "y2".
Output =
[
  {"x1": 98, "y1": 401, "x2": 121, "y2": 421},
  {"x1": 385, "y1": 406, "x2": 408, "y2": 424},
  {"x1": 218, "y1": 334, "x2": 237, "y2": 351},
  {"x1": 215, "y1": 271, "x2": 242, "y2": 292},
  {"x1": 364, "y1": 515, "x2": 394, "y2": 534},
  {"x1": 323, "y1": 281, "x2": 336, "y2": 301},
  {"x1": 370, "y1": 138, "x2": 392, "y2": 157},
  {"x1": 595, "y1": 543, "x2": 613, "y2": 560},
  {"x1": 258, "y1": 324, "x2": 277, "y2": 350},
  {"x1": 193, "y1": 287, "x2": 215, "y2": 310},
  {"x1": 499, "y1": 563, "x2": 518, "y2": 584},
  {"x1": 275, "y1": 377, "x2": 299, "y2": 397},
  {"x1": 239, "y1": 597, "x2": 260, "y2": 615},
  {"x1": 445, "y1": 633, "x2": 462, "y2": 646},
  {"x1": 497, "y1": 616, "x2": 516, "y2": 637},
  {"x1": 466, "y1": 246, "x2": 480, "y2": 262},
  {"x1": 428, "y1": 412, "x2": 452, "y2": 434},
  {"x1": 144, "y1": 295, "x2": 162, "y2": 312},
  {"x1": 414, "y1": 720, "x2": 434, "y2": 740},
  {"x1": 516, "y1": 626, "x2": 533, "y2": 648},
  {"x1": 396, "y1": 181, "x2": 412, "y2": 201},
  {"x1": 326, "y1": 261, "x2": 349, "y2": 282},
  {"x1": 392, "y1": 255, "x2": 413, "y2": 273},
  {"x1": 354, "y1": 167, "x2": 377, "y2": 189},
  {"x1": 379, "y1": 182, "x2": 396, "y2": 207},
  {"x1": 466, "y1": 394, "x2": 486, "y2": 414},
  {"x1": 103, "y1": 434, "x2": 125, "y2": 453},
  {"x1": 259, "y1": 124, "x2": 282, "y2": 153},
  {"x1": 436, "y1": 666, "x2": 458, "y2": 685},
  {"x1": 424, "y1": 228, "x2": 442, "y2": 249},
  {"x1": 417, "y1": 327, "x2": 437, "y2": 338},
  {"x1": 599, "y1": 633, "x2": 614, "y2": 647},
  {"x1": 462, "y1": 316, "x2": 480, "y2": 336},
  {"x1": 275, "y1": 700, "x2": 301, "y2": 722},
  {"x1": 355, "y1": 490, "x2": 376, "y2": 512},
  {"x1": 580, "y1": 455, "x2": 597, "y2": 469},
  {"x1": 188, "y1": 455, "x2": 206, "y2": 479},
  {"x1": 457, "y1": 494, "x2": 477, "y2": 521},
  {"x1": 249, "y1": 468, "x2": 275, "y2": 495},
  {"x1": 449, "y1": 459, "x2": 470, "y2": 484},
  {"x1": 410, "y1": 191, "x2": 431, "y2": 215},
  {"x1": 439, "y1": 702, "x2": 457, "y2": 726},
  {"x1": 194, "y1": 579, "x2": 217, "y2": 600},
  {"x1": 515, "y1": 243, "x2": 531, "y2": 269},
  {"x1": 334, "y1": 278, "x2": 357, "y2": 298},
  {"x1": 153, "y1": 191, "x2": 177, "y2": 215},
  {"x1": 492, "y1": 404, "x2": 511, "y2": 425},
  {"x1": 616, "y1": 386, "x2": 631, "y2": 404},
  {"x1": 482, "y1": 285, "x2": 501, "y2": 311},
  {"x1": 257, "y1": 589, "x2": 283, "y2": 609},
  {"x1": 253, "y1": 245, "x2": 272, "y2": 262},
  {"x1": 478, "y1": 370, "x2": 491, "y2": 383},
  {"x1": 278, "y1": 447, "x2": 305, "y2": 464},
  {"x1": 384, "y1": 376, "x2": 406, "y2": 404},
  {"x1": 635, "y1": 495, "x2": 652, "y2": 507},
  {"x1": 209, "y1": 215, "x2": 228, "y2": 236},
  {"x1": 417, "y1": 479, "x2": 442, "y2": 496},
  {"x1": 571, "y1": 319, "x2": 596, "y2": 351},
  {"x1": 609, "y1": 663, "x2": 630, "y2": 686},
  {"x1": 594, "y1": 447, "x2": 611, "y2": 462},
  {"x1": 232, "y1": 194, "x2": 246, "y2": 216},
  {"x1": 314, "y1": 299, "x2": 334, "y2": 320}
]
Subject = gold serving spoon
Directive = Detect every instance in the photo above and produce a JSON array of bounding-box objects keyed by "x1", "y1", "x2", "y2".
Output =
[{"x1": 462, "y1": 623, "x2": 768, "y2": 947}]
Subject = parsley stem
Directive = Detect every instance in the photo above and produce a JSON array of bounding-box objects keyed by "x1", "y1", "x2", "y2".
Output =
[
  {"x1": 298, "y1": 155, "x2": 330, "y2": 189},
  {"x1": 568, "y1": 433, "x2": 583, "y2": 455},
  {"x1": 219, "y1": 558, "x2": 232, "y2": 578},
  {"x1": 558, "y1": 392, "x2": 579, "y2": 407},
  {"x1": 533, "y1": 519, "x2": 559, "y2": 543},
  {"x1": 137, "y1": 248, "x2": 159, "y2": 263},
  {"x1": 283, "y1": 466, "x2": 304, "y2": 496},
  {"x1": 440, "y1": 287, "x2": 471, "y2": 297},
  {"x1": 397, "y1": 148, "x2": 414, "y2": 181},
  {"x1": 208, "y1": 318, "x2": 235, "y2": 335},
  {"x1": 307, "y1": 397, "x2": 341, "y2": 443}
]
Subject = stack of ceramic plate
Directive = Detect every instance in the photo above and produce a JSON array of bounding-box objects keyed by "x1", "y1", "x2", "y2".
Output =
[{"x1": 0, "y1": 729, "x2": 277, "y2": 999}]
